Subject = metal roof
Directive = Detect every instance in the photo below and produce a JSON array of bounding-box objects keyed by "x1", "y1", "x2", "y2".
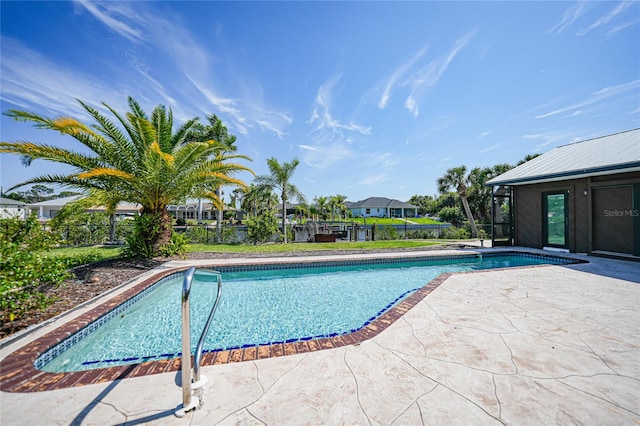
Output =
[
  {"x1": 0, "y1": 197, "x2": 27, "y2": 206},
  {"x1": 27, "y1": 195, "x2": 84, "y2": 207},
  {"x1": 487, "y1": 129, "x2": 640, "y2": 186},
  {"x1": 348, "y1": 197, "x2": 418, "y2": 209}
]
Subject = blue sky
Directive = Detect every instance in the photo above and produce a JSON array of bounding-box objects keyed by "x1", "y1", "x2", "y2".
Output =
[{"x1": 1, "y1": 1, "x2": 639, "y2": 203}]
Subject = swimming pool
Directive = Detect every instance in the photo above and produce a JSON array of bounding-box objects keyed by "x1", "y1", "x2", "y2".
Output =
[{"x1": 36, "y1": 252, "x2": 577, "y2": 373}]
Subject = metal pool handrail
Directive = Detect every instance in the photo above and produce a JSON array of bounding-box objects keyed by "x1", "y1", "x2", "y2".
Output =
[{"x1": 175, "y1": 267, "x2": 223, "y2": 418}]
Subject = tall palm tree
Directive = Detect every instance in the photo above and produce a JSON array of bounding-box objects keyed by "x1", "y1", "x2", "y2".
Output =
[
  {"x1": 330, "y1": 194, "x2": 348, "y2": 220},
  {"x1": 0, "y1": 97, "x2": 252, "y2": 256},
  {"x1": 186, "y1": 114, "x2": 244, "y2": 241},
  {"x1": 315, "y1": 196, "x2": 328, "y2": 221},
  {"x1": 254, "y1": 158, "x2": 306, "y2": 243},
  {"x1": 437, "y1": 166, "x2": 478, "y2": 238}
]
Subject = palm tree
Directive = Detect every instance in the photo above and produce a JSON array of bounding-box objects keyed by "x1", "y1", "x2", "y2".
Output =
[
  {"x1": 330, "y1": 194, "x2": 348, "y2": 220},
  {"x1": 186, "y1": 114, "x2": 246, "y2": 242},
  {"x1": 0, "y1": 97, "x2": 252, "y2": 256},
  {"x1": 315, "y1": 196, "x2": 328, "y2": 221},
  {"x1": 254, "y1": 158, "x2": 306, "y2": 243},
  {"x1": 437, "y1": 166, "x2": 478, "y2": 238}
]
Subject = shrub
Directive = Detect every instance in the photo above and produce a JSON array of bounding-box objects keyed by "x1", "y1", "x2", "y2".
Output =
[
  {"x1": 220, "y1": 226, "x2": 240, "y2": 244},
  {"x1": 0, "y1": 215, "x2": 71, "y2": 323},
  {"x1": 247, "y1": 212, "x2": 279, "y2": 244},
  {"x1": 376, "y1": 225, "x2": 399, "y2": 240},
  {"x1": 437, "y1": 207, "x2": 465, "y2": 227},
  {"x1": 159, "y1": 232, "x2": 187, "y2": 258},
  {"x1": 440, "y1": 226, "x2": 470, "y2": 239},
  {"x1": 185, "y1": 225, "x2": 211, "y2": 244}
]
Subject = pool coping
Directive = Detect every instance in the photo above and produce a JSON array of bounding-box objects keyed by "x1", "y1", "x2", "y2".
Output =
[{"x1": 0, "y1": 250, "x2": 584, "y2": 393}]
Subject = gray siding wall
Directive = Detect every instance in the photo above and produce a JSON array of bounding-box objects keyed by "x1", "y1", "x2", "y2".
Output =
[{"x1": 513, "y1": 172, "x2": 640, "y2": 254}]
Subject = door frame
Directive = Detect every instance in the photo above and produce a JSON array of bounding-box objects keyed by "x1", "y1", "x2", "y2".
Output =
[{"x1": 542, "y1": 190, "x2": 569, "y2": 248}]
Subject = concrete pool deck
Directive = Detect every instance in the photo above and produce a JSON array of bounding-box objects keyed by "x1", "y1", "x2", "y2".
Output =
[{"x1": 1, "y1": 248, "x2": 639, "y2": 425}]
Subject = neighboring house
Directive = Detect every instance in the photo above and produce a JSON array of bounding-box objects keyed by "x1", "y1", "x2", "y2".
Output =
[
  {"x1": 0, "y1": 197, "x2": 28, "y2": 219},
  {"x1": 487, "y1": 128, "x2": 640, "y2": 258},
  {"x1": 167, "y1": 199, "x2": 241, "y2": 221},
  {"x1": 28, "y1": 195, "x2": 142, "y2": 219},
  {"x1": 28, "y1": 195, "x2": 84, "y2": 219},
  {"x1": 347, "y1": 197, "x2": 418, "y2": 218},
  {"x1": 167, "y1": 200, "x2": 216, "y2": 221}
]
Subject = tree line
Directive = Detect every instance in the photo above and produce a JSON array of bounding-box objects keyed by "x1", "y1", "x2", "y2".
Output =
[
  {"x1": 410, "y1": 154, "x2": 539, "y2": 237},
  {"x1": 1, "y1": 95, "x2": 538, "y2": 256}
]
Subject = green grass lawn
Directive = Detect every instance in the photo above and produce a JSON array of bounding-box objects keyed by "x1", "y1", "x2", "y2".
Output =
[
  {"x1": 348, "y1": 217, "x2": 442, "y2": 225},
  {"x1": 187, "y1": 239, "x2": 441, "y2": 253},
  {"x1": 46, "y1": 239, "x2": 444, "y2": 261}
]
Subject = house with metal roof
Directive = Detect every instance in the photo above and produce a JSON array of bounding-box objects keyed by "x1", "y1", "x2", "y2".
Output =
[
  {"x1": 487, "y1": 128, "x2": 640, "y2": 258},
  {"x1": 347, "y1": 197, "x2": 418, "y2": 218},
  {"x1": 28, "y1": 195, "x2": 142, "y2": 219},
  {"x1": 0, "y1": 197, "x2": 28, "y2": 219}
]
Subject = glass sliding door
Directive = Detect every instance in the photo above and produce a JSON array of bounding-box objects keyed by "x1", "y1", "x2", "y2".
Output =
[{"x1": 543, "y1": 191, "x2": 569, "y2": 247}]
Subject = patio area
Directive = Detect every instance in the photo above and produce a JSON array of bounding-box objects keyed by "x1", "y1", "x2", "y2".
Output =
[{"x1": 1, "y1": 249, "x2": 639, "y2": 425}]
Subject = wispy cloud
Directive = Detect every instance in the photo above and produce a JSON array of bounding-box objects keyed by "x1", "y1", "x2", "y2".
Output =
[
  {"x1": 308, "y1": 75, "x2": 372, "y2": 136},
  {"x1": 548, "y1": 1, "x2": 593, "y2": 34},
  {"x1": 378, "y1": 46, "x2": 428, "y2": 109},
  {"x1": 74, "y1": 0, "x2": 145, "y2": 43},
  {"x1": 0, "y1": 37, "x2": 129, "y2": 118},
  {"x1": 301, "y1": 75, "x2": 371, "y2": 169},
  {"x1": 604, "y1": 17, "x2": 640, "y2": 36},
  {"x1": 298, "y1": 141, "x2": 355, "y2": 169},
  {"x1": 74, "y1": 0, "x2": 290, "y2": 138},
  {"x1": 535, "y1": 80, "x2": 640, "y2": 119},
  {"x1": 478, "y1": 143, "x2": 502, "y2": 154},
  {"x1": 405, "y1": 31, "x2": 477, "y2": 117},
  {"x1": 578, "y1": 1, "x2": 632, "y2": 35},
  {"x1": 521, "y1": 132, "x2": 566, "y2": 152}
]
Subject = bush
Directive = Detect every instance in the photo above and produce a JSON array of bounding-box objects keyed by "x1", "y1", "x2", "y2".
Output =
[
  {"x1": 247, "y1": 212, "x2": 279, "y2": 244},
  {"x1": 121, "y1": 213, "x2": 185, "y2": 258},
  {"x1": 437, "y1": 207, "x2": 465, "y2": 227},
  {"x1": 159, "y1": 232, "x2": 187, "y2": 258},
  {"x1": 220, "y1": 226, "x2": 240, "y2": 244},
  {"x1": 0, "y1": 215, "x2": 71, "y2": 323},
  {"x1": 376, "y1": 225, "x2": 399, "y2": 240},
  {"x1": 49, "y1": 200, "x2": 110, "y2": 246},
  {"x1": 440, "y1": 226, "x2": 470, "y2": 239},
  {"x1": 185, "y1": 225, "x2": 211, "y2": 244}
]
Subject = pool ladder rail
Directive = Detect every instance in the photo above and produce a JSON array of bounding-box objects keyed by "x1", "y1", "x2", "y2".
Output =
[{"x1": 175, "y1": 267, "x2": 222, "y2": 418}]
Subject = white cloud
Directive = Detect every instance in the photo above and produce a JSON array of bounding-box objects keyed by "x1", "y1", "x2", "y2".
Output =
[
  {"x1": 75, "y1": 0, "x2": 291, "y2": 138},
  {"x1": 378, "y1": 46, "x2": 428, "y2": 109},
  {"x1": 0, "y1": 37, "x2": 129, "y2": 118},
  {"x1": 535, "y1": 80, "x2": 640, "y2": 119},
  {"x1": 74, "y1": 0, "x2": 145, "y2": 43},
  {"x1": 478, "y1": 143, "x2": 502, "y2": 153},
  {"x1": 308, "y1": 75, "x2": 372, "y2": 135},
  {"x1": 298, "y1": 140, "x2": 355, "y2": 169},
  {"x1": 578, "y1": 1, "x2": 632, "y2": 35},
  {"x1": 548, "y1": 1, "x2": 593, "y2": 34},
  {"x1": 404, "y1": 31, "x2": 477, "y2": 117}
]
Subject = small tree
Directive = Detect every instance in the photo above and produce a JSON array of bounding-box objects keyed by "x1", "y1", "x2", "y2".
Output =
[
  {"x1": 0, "y1": 215, "x2": 70, "y2": 323},
  {"x1": 437, "y1": 166, "x2": 478, "y2": 238},
  {"x1": 246, "y1": 211, "x2": 279, "y2": 244},
  {"x1": 254, "y1": 158, "x2": 306, "y2": 243}
]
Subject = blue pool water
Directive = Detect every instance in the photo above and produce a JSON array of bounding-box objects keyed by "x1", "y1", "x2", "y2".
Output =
[{"x1": 40, "y1": 253, "x2": 573, "y2": 372}]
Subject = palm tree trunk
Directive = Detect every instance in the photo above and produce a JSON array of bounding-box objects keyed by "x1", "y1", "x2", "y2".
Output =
[
  {"x1": 281, "y1": 200, "x2": 287, "y2": 243},
  {"x1": 109, "y1": 213, "x2": 117, "y2": 243},
  {"x1": 460, "y1": 196, "x2": 478, "y2": 238},
  {"x1": 216, "y1": 188, "x2": 222, "y2": 243}
]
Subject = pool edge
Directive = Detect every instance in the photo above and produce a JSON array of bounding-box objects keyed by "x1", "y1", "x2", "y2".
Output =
[{"x1": 0, "y1": 249, "x2": 585, "y2": 393}]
